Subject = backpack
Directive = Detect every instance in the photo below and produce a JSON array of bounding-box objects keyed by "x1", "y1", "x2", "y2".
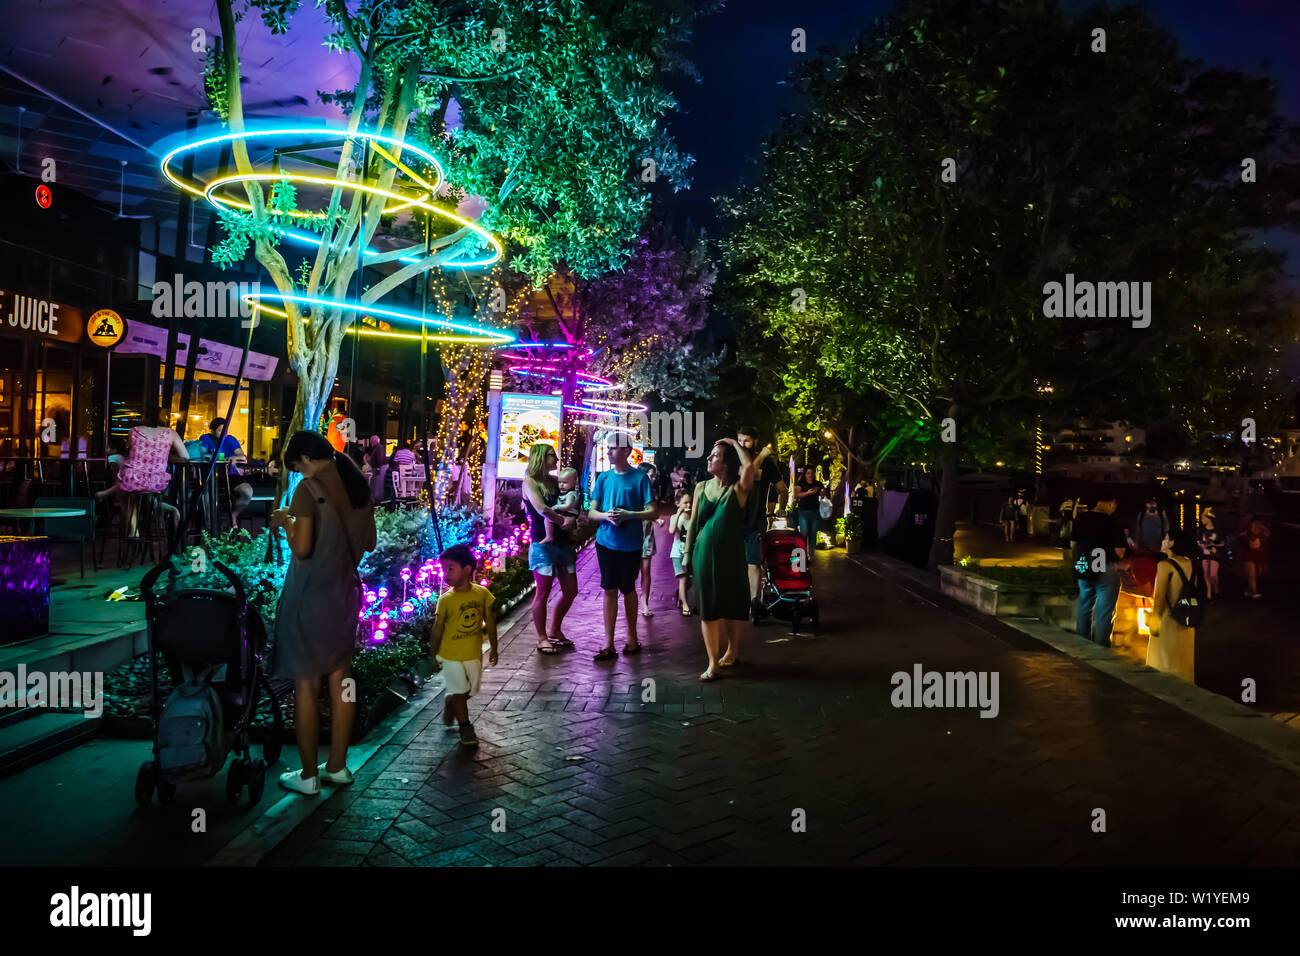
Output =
[
  {"x1": 157, "y1": 665, "x2": 224, "y2": 780},
  {"x1": 1162, "y1": 558, "x2": 1205, "y2": 629}
]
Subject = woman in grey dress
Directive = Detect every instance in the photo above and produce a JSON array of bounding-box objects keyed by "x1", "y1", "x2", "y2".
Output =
[{"x1": 271, "y1": 431, "x2": 376, "y2": 796}]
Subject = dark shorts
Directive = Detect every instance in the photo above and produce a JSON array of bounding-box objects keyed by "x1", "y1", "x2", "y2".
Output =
[
  {"x1": 596, "y1": 543, "x2": 641, "y2": 594},
  {"x1": 744, "y1": 529, "x2": 762, "y2": 566}
]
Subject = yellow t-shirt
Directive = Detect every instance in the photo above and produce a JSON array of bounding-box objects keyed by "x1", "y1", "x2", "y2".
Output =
[{"x1": 435, "y1": 584, "x2": 495, "y2": 662}]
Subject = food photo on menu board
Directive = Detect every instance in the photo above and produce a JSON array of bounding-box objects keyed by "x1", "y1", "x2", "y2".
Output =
[{"x1": 497, "y1": 393, "x2": 563, "y2": 479}]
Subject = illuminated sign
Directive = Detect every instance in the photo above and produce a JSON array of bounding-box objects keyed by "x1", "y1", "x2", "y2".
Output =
[
  {"x1": 497, "y1": 392, "x2": 563, "y2": 480},
  {"x1": 86, "y1": 309, "x2": 126, "y2": 347},
  {"x1": 0, "y1": 290, "x2": 84, "y2": 344}
]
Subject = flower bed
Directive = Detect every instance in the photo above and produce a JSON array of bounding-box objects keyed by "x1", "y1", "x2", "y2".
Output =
[{"x1": 102, "y1": 503, "x2": 538, "y2": 738}]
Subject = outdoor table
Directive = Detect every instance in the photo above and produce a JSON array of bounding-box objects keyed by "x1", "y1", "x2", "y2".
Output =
[
  {"x1": 0, "y1": 508, "x2": 87, "y2": 588},
  {"x1": 0, "y1": 507, "x2": 88, "y2": 535}
]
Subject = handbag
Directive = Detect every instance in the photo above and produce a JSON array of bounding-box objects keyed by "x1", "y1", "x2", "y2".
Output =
[{"x1": 1162, "y1": 557, "x2": 1204, "y2": 629}]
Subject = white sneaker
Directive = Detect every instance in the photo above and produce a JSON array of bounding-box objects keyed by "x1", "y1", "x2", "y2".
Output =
[
  {"x1": 318, "y1": 763, "x2": 354, "y2": 785},
  {"x1": 279, "y1": 770, "x2": 320, "y2": 795}
]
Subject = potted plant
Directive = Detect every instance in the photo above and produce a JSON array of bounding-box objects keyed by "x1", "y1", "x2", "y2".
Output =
[
  {"x1": 834, "y1": 517, "x2": 847, "y2": 548},
  {"x1": 841, "y1": 513, "x2": 865, "y2": 552}
]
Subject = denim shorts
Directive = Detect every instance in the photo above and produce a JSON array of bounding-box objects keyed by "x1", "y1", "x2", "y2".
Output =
[{"x1": 529, "y1": 541, "x2": 576, "y2": 577}]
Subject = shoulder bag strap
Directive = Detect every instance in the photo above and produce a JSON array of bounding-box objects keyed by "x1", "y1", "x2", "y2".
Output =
[{"x1": 306, "y1": 475, "x2": 364, "y2": 568}]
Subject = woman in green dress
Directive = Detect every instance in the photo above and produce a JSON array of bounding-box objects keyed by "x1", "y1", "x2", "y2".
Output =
[{"x1": 684, "y1": 438, "x2": 757, "y2": 680}]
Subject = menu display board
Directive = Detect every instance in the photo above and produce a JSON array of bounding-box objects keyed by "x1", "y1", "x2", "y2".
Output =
[
  {"x1": 594, "y1": 436, "x2": 647, "y2": 473},
  {"x1": 497, "y1": 392, "x2": 563, "y2": 479}
]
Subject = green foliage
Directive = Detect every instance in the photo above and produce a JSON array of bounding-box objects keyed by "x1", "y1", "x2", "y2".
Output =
[
  {"x1": 403, "y1": 0, "x2": 717, "y2": 281},
  {"x1": 721, "y1": 0, "x2": 1299, "y2": 559},
  {"x1": 358, "y1": 504, "x2": 490, "y2": 586},
  {"x1": 966, "y1": 563, "x2": 1073, "y2": 594},
  {"x1": 202, "y1": 46, "x2": 232, "y2": 121},
  {"x1": 156, "y1": 528, "x2": 289, "y2": 629}
]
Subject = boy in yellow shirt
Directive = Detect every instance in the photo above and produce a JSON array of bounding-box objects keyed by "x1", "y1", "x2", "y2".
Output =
[{"x1": 431, "y1": 544, "x2": 498, "y2": 747}]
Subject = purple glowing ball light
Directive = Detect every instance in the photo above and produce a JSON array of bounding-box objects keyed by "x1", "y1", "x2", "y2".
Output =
[
  {"x1": 401, "y1": 601, "x2": 414, "y2": 615},
  {"x1": 378, "y1": 587, "x2": 389, "y2": 599},
  {"x1": 401, "y1": 567, "x2": 411, "y2": 580}
]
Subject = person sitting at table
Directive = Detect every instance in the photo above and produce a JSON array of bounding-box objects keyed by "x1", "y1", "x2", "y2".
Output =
[
  {"x1": 94, "y1": 407, "x2": 188, "y2": 523},
  {"x1": 199, "y1": 417, "x2": 254, "y2": 524},
  {"x1": 390, "y1": 440, "x2": 417, "y2": 469}
]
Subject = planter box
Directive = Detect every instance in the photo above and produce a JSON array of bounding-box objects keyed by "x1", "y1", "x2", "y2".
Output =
[{"x1": 941, "y1": 565, "x2": 1077, "y2": 624}]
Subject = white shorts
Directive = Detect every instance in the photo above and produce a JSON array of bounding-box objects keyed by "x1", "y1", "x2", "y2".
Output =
[{"x1": 437, "y1": 656, "x2": 482, "y2": 696}]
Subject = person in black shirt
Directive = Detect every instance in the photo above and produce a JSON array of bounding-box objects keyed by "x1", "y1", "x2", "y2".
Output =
[
  {"x1": 794, "y1": 465, "x2": 824, "y2": 553},
  {"x1": 1069, "y1": 498, "x2": 1127, "y2": 647},
  {"x1": 738, "y1": 426, "x2": 787, "y2": 618}
]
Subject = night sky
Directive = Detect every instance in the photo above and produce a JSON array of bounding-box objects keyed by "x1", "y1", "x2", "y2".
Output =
[{"x1": 664, "y1": 0, "x2": 1300, "y2": 273}]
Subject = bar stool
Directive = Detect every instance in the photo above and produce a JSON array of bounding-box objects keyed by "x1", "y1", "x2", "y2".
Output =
[{"x1": 114, "y1": 492, "x2": 168, "y2": 568}]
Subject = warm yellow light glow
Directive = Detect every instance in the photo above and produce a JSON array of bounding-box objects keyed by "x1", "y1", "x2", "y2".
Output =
[{"x1": 1137, "y1": 604, "x2": 1151, "y2": 637}]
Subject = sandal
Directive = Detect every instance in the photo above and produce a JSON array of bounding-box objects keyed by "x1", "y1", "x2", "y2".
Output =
[
  {"x1": 699, "y1": 669, "x2": 719, "y2": 682},
  {"x1": 594, "y1": 646, "x2": 617, "y2": 662},
  {"x1": 623, "y1": 642, "x2": 642, "y2": 655},
  {"x1": 536, "y1": 639, "x2": 560, "y2": 655},
  {"x1": 549, "y1": 633, "x2": 575, "y2": 649},
  {"x1": 718, "y1": 656, "x2": 737, "y2": 667}
]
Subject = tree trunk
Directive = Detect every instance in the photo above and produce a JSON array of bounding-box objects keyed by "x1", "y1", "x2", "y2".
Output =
[{"x1": 927, "y1": 404, "x2": 961, "y2": 571}]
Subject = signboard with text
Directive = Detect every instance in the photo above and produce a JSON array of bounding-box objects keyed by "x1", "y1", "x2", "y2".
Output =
[
  {"x1": 115, "y1": 318, "x2": 279, "y2": 380},
  {"x1": 0, "y1": 289, "x2": 84, "y2": 345},
  {"x1": 496, "y1": 392, "x2": 563, "y2": 480}
]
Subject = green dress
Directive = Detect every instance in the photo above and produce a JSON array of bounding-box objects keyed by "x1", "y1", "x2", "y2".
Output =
[{"x1": 691, "y1": 481, "x2": 749, "y2": 622}]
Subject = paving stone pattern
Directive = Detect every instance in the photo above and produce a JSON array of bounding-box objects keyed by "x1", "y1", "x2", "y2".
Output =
[{"x1": 263, "y1": 529, "x2": 1300, "y2": 866}]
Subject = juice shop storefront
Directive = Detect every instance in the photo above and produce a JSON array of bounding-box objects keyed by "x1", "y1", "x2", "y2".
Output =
[{"x1": 0, "y1": 288, "x2": 281, "y2": 502}]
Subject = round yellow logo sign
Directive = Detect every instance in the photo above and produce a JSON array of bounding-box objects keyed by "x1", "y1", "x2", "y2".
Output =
[{"x1": 86, "y1": 309, "x2": 125, "y2": 347}]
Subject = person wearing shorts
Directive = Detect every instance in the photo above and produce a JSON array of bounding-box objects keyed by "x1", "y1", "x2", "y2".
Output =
[
  {"x1": 669, "y1": 488, "x2": 695, "y2": 615},
  {"x1": 588, "y1": 438, "x2": 656, "y2": 660},
  {"x1": 522, "y1": 444, "x2": 579, "y2": 655},
  {"x1": 639, "y1": 505, "x2": 665, "y2": 618},
  {"x1": 431, "y1": 544, "x2": 498, "y2": 747}
]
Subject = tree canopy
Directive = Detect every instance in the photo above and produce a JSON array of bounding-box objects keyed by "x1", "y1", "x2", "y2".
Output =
[{"x1": 721, "y1": 0, "x2": 1300, "y2": 565}]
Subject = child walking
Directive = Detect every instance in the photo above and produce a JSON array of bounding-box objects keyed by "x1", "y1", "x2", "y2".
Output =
[{"x1": 431, "y1": 544, "x2": 498, "y2": 747}]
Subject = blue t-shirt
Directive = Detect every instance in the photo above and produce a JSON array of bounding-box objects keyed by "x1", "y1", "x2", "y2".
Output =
[
  {"x1": 199, "y1": 434, "x2": 244, "y2": 473},
  {"x1": 591, "y1": 467, "x2": 652, "y2": 551}
]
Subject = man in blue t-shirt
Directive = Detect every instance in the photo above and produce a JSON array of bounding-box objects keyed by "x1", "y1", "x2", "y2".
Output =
[
  {"x1": 588, "y1": 436, "x2": 656, "y2": 661},
  {"x1": 199, "y1": 417, "x2": 254, "y2": 524}
]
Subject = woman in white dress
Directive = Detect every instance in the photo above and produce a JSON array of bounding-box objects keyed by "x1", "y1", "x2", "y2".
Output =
[{"x1": 1147, "y1": 531, "x2": 1197, "y2": 683}]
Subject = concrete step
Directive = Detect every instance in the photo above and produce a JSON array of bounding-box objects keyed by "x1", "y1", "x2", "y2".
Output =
[{"x1": 0, "y1": 710, "x2": 101, "y2": 779}]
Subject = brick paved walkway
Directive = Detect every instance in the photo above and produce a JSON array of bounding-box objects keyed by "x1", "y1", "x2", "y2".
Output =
[{"x1": 263, "y1": 529, "x2": 1300, "y2": 866}]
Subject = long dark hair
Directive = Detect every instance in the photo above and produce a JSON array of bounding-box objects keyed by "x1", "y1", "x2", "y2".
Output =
[
  {"x1": 283, "y1": 430, "x2": 371, "y2": 509},
  {"x1": 713, "y1": 441, "x2": 740, "y2": 486}
]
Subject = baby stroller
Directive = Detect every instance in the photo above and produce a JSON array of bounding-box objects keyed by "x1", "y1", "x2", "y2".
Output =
[
  {"x1": 756, "y1": 526, "x2": 819, "y2": 635},
  {"x1": 135, "y1": 559, "x2": 283, "y2": 807}
]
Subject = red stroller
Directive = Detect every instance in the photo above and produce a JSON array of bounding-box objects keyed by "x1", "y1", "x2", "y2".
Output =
[{"x1": 756, "y1": 527, "x2": 819, "y2": 634}]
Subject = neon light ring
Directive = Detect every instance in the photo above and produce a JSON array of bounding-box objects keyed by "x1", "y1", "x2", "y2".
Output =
[
  {"x1": 508, "y1": 366, "x2": 620, "y2": 390},
  {"x1": 159, "y1": 125, "x2": 508, "y2": 341},
  {"x1": 584, "y1": 398, "x2": 649, "y2": 413}
]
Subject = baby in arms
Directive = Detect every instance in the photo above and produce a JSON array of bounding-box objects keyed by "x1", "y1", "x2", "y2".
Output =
[{"x1": 544, "y1": 468, "x2": 581, "y2": 543}]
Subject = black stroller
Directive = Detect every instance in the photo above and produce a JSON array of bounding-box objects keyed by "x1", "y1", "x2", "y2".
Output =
[{"x1": 136, "y1": 560, "x2": 283, "y2": 807}]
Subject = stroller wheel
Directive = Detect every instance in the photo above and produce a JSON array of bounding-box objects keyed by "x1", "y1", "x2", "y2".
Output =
[
  {"x1": 157, "y1": 777, "x2": 177, "y2": 806},
  {"x1": 807, "y1": 600, "x2": 820, "y2": 625},
  {"x1": 135, "y1": 762, "x2": 156, "y2": 807},
  {"x1": 247, "y1": 759, "x2": 267, "y2": 805},
  {"x1": 226, "y1": 758, "x2": 246, "y2": 805}
]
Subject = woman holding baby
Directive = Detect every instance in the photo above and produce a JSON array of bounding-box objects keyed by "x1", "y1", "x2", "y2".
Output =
[{"x1": 523, "y1": 443, "x2": 580, "y2": 655}]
